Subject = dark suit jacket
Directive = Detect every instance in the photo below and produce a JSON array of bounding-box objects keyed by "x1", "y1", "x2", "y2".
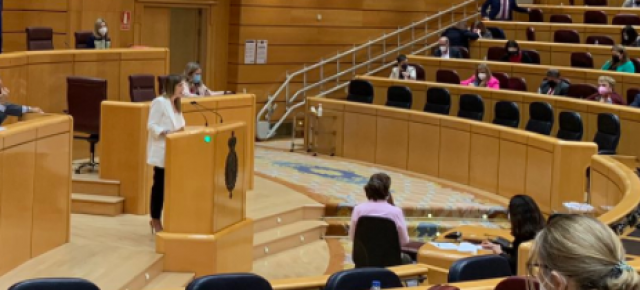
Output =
[
  {"x1": 501, "y1": 237, "x2": 532, "y2": 274},
  {"x1": 433, "y1": 47, "x2": 463, "y2": 59},
  {"x1": 539, "y1": 80, "x2": 570, "y2": 96},
  {"x1": 441, "y1": 28, "x2": 480, "y2": 49},
  {"x1": 481, "y1": 0, "x2": 528, "y2": 20},
  {"x1": 0, "y1": 104, "x2": 25, "y2": 125}
]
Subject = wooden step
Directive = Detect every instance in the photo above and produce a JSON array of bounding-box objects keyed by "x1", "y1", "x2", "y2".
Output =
[
  {"x1": 72, "y1": 193, "x2": 125, "y2": 216},
  {"x1": 72, "y1": 175, "x2": 120, "y2": 196},
  {"x1": 253, "y1": 204, "x2": 324, "y2": 234},
  {"x1": 254, "y1": 221, "x2": 328, "y2": 259},
  {"x1": 143, "y1": 272, "x2": 195, "y2": 290}
]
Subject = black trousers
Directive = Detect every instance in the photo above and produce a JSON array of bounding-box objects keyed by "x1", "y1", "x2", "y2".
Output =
[{"x1": 150, "y1": 166, "x2": 165, "y2": 219}]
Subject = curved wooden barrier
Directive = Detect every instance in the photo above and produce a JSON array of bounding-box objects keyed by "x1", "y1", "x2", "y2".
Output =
[
  {"x1": 0, "y1": 114, "x2": 72, "y2": 275},
  {"x1": 305, "y1": 96, "x2": 597, "y2": 213},
  {"x1": 483, "y1": 21, "x2": 624, "y2": 44},
  {"x1": 355, "y1": 75, "x2": 640, "y2": 161},
  {"x1": 100, "y1": 95, "x2": 256, "y2": 214},
  {"x1": 515, "y1": 5, "x2": 640, "y2": 25},
  {"x1": 0, "y1": 48, "x2": 168, "y2": 118},
  {"x1": 467, "y1": 39, "x2": 640, "y2": 70}
]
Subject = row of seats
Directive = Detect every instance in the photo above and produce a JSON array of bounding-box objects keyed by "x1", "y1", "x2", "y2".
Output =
[
  {"x1": 347, "y1": 80, "x2": 621, "y2": 154},
  {"x1": 482, "y1": 25, "x2": 619, "y2": 47},
  {"x1": 24, "y1": 26, "x2": 106, "y2": 51},
  {"x1": 5, "y1": 270, "x2": 537, "y2": 290},
  {"x1": 528, "y1": 9, "x2": 640, "y2": 25}
]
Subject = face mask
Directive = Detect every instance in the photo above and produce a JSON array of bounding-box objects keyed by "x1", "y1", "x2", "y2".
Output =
[
  {"x1": 508, "y1": 49, "x2": 518, "y2": 55},
  {"x1": 548, "y1": 80, "x2": 557, "y2": 87},
  {"x1": 439, "y1": 46, "x2": 447, "y2": 52},
  {"x1": 624, "y1": 34, "x2": 629, "y2": 41},
  {"x1": 478, "y1": 73, "x2": 487, "y2": 80},
  {"x1": 598, "y1": 86, "x2": 610, "y2": 95},
  {"x1": 99, "y1": 27, "x2": 108, "y2": 36},
  {"x1": 401, "y1": 64, "x2": 408, "y2": 70},
  {"x1": 193, "y1": 74, "x2": 202, "y2": 84},
  {"x1": 613, "y1": 55, "x2": 620, "y2": 62}
]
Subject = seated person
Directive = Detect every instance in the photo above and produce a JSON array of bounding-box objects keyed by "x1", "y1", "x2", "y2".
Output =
[
  {"x1": 349, "y1": 173, "x2": 411, "y2": 263},
  {"x1": 630, "y1": 94, "x2": 640, "y2": 107},
  {"x1": 183, "y1": 62, "x2": 227, "y2": 97},
  {"x1": 538, "y1": 69, "x2": 570, "y2": 96},
  {"x1": 500, "y1": 40, "x2": 533, "y2": 64},
  {"x1": 587, "y1": 76, "x2": 625, "y2": 105},
  {"x1": 623, "y1": 0, "x2": 640, "y2": 7},
  {"x1": 621, "y1": 25, "x2": 640, "y2": 47},
  {"x1": 528, "y1": 215, "x2": 639, "y2": 290},
  {"x1": 441, "y1": 21, "x2": 480, "y2": 49},
  {"x1": 433, "y1": 37, "x2": 463, "y2": 59},
  {"x1": 481, "y1": 195, "x2": 545, "y2": 274},
  {"x1": 471, "y1": 21, "x2": 493, "y2": 39},
  {"x1": 87, "y1": 18, "x2": 110, "y2": 49},
  {"x1": 0, "y1": 78, "x2": 43, "y2": 125},
  {"x1": 601, "y1": 45, "x2": 635, "y2": 73},
  {"x1": 389, "y1": 55, "x2": 417, "y2": 81},
  {"x1": 461, "y1": 63, "x2": 500, "y2": 89}
]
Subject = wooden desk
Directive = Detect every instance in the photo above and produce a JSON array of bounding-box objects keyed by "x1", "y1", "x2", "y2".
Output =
[
  {"x1": 514, "y1": 5, "x2": 640, "y2": 24},
  {"x1": 355, "y1": 75, "x2": 640, "y2": 162},
  {"x1": 534, "y1": 0, "x2": 625, "y2": 6},
  {"x1": 483, "y1": 21, "x2": 625, "y2": 44},
  {"x1": 0, "y1": 48, "x2": 168, "y2": 118},
  {"x1": 305, "y1": 97, "x2": 597, "y2": 214},
  {"x1": 101, "y1": 95, "x2": 256, "y2": 214},
  {"x1": 467, "y1": 39, "x2": 640, "y2": 70},
  {"x1": 0, "y1": 114, "x2": 72, "y2": 275}
]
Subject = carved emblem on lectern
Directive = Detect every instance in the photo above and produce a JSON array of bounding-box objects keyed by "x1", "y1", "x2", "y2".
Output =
[{"x1": 225, "y1": 131, "x2": 238, "y2": 199}]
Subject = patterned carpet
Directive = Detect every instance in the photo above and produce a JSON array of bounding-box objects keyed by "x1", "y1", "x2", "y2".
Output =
[{"x1": 255, "y1": 147, "x2": 508, "y2": 220}]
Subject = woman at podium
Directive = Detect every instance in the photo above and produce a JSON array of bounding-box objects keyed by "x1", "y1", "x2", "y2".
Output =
[{"x1": 147, "y1": 75, "x2": 186, "y2": 233}]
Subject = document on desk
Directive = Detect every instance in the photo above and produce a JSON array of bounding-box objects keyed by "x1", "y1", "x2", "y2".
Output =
[
  {"x1": 430, "y1": 242, "x2": 482, "y2": 254},
  {"x1": 0, "y1": 127, "x2": 6, "y2": 132}
]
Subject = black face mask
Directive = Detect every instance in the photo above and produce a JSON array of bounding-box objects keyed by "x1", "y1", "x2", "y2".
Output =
[
  {"x1": 401, "y1": 64, "x2": 408, "y2": 70},
  {"x1": 548, "y1": 80, "x2": 557, "y2": 87},
  {"x1": 613, "y1": 55, "x2": 621, "y2": 62}
]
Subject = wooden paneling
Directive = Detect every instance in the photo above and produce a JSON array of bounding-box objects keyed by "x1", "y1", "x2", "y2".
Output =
[
  {"x1": 307, "y1": 97, "x2": 599, "y2": 213},
  {"x1": 227, "y1": 0, "x2": 478, "y2": 118}
]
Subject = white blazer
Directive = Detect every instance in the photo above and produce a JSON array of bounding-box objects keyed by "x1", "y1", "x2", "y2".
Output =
[
  {"x1": 147, "y1": 97, "x2": 186, "y2": 168},
  {"x1": 389, "y1": 66, "x2": 417, "y2": 81}
]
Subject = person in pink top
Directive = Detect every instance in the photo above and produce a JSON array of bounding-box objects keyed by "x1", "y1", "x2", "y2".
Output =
[
  {"x1": 460, "y1": 63, "x2": 500, "y2": 90},
  {"x1": 348, "y1": 173, "x2": 410, "y2": 247}
]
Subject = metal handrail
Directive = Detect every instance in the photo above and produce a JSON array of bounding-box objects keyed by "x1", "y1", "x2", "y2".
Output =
[{"x1": 256, "y1": 0, "x2": 480, "y2": 140}]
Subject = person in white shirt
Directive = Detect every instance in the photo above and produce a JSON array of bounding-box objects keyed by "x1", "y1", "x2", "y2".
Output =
[
  {"x1": 389, "y1": 55, "x2": 417, "y2": 81},
  {"x1": 147, "y1": 74, "x2": 186, "y2": 233},
  {"x1": 182, "y1": 62, "x2": 227, "y2": 97},
  {"x1": 0, "y1": 78, "x2": 43, "y2": 124}
]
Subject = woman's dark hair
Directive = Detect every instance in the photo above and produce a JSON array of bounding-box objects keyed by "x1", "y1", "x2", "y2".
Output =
[
  {"x1": 364, "y1": 173, "x2": 391, "y2": 201},
  {"x1": 163, "y1": 74, "x2": 185, "y2": 112},
  {"x1": 397, "y1": 54, "x2": 407, "y2": 63},
  {"x1": 504, "y1": 40, "x2": 520, "y2": 51},
  {"x1": 508, "y1": 195, "x2": 545, "y2": 240},
  {"x1": 621, "y1": 25, "x2": 638, "y2": 46}
]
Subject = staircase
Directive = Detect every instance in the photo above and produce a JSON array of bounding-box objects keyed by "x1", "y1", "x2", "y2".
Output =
[
  {"x1": 255, "y1": 0, "x2": 481, "y2": 141},
  {"x1": 72, "y1": 173, "x2": 124, "y2": 216}
]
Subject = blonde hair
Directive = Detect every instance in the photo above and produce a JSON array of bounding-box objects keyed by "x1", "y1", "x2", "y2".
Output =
[
  {"x1": 163, "y1": 74, "x2": 184, "y2": 113},
  {"x1": 183, "y1": 62, "x2": 201, "y2": 82},
  {"x1": 599, "y1": 76, "x2": 616, "y2": 88},
  {"x1": 528, "y1": 215, "x2": 640, "y2": 290},
  {"x1": 93, "y1": 18, "x2": 107, "y2": 37}
]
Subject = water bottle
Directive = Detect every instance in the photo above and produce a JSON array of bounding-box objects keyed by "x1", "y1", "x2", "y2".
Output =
[{"x1": 370, "y1": 280, "x2": 381, "y2": 290}]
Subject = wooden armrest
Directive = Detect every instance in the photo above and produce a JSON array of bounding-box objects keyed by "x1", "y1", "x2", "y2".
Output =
[{"x1": 610, "y1": 155, "x2": 638, "y2": 170}]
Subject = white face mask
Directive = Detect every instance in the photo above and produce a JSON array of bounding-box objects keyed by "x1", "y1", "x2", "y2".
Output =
[
  {"x1": 439, "y1": 46, "x2": 448, "y2": 52},
  {"x1": 478, "y1": 73, "x2": 487, "y2": 80},
  {"x1": 99, "y1": 27, "x2": 108, "y2": 36}
]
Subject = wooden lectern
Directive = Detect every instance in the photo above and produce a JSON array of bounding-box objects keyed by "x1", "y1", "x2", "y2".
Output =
[{"x1": 156, "y1": 122, "x2": 253, "y2": 276}]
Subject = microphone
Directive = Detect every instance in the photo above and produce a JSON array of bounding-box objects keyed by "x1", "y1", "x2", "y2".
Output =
[{"x1": 190, "y1": 101, "x2": 224, "y2": 126}]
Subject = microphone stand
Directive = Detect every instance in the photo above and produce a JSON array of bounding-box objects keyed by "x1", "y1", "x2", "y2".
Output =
[{"x1": 190, "y1": 101, "x2": 224, "y2": 126}]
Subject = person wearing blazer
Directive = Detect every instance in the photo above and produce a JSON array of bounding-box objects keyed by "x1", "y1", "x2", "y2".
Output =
[
  {"x1": 460, "y1": 63, "x2": 501, "y2": 90},
  {"x1": 481, "y1": 0, "x2": 530, "y2": 21},
  {"x1": 389, "y1": 55, "x2": 417, "y2": 80},
  {"x1": 0, "y1": 78, "x2": 43, "y2": 124},
  {"x1": 538, "y1": 69, "x2": 570, "y2": 96},
  {"x1": 147, "y1": 74, "x2": 186, "y2": 233},
  {"x1": 432, "y1": 37, "x2": 463, "y2": 59}
]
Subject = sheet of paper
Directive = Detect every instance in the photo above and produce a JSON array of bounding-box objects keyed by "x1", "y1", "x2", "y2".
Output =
[
  {"x1": 256, "y1": 40, "x2": 268, "y2": 64},
  {"x1": 0, "y1": 127, "x2": 6, "y2": 132},
  {"x1": 244, "y1": 40, "x2": 256, "y2": 64}
]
